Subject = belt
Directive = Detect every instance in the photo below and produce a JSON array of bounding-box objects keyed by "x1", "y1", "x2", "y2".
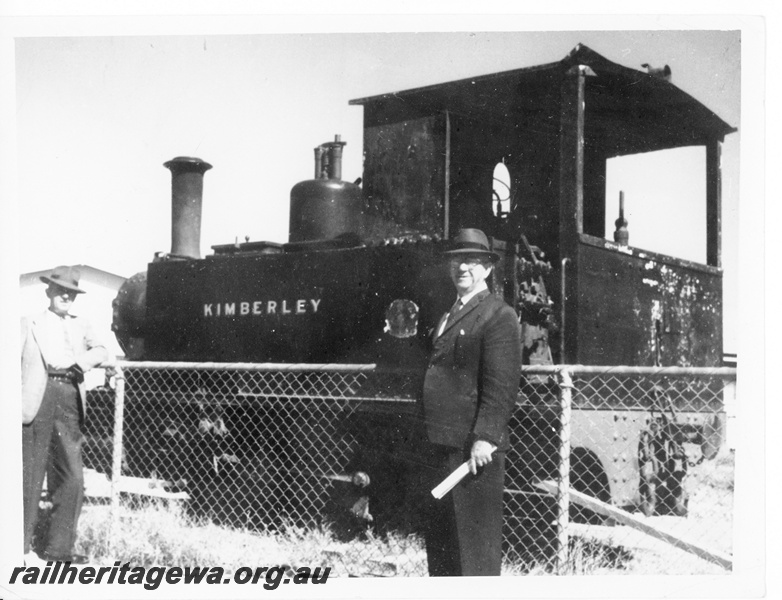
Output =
[{"x1": 48, "y1": 371, "x2": 75, "y2": 383}]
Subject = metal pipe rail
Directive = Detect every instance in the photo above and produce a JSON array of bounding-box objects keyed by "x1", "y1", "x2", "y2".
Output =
[
  {"x1": 521, "y1": 365, "x2": 737, "y2": 378},
  {"x1": 114, "y1": 361, "x2": 378, "y2": 372}
]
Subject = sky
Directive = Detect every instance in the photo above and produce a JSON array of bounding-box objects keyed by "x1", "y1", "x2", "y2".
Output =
[
  {"x1": 14, "y1": 30, "x2": 740, "y2": 274},
  {"x1": 0, "y1": 6, "x2": 772, "y2": 597},
  {"x1": 11, "y1": 28, "x2": 742, "y2": 350}
]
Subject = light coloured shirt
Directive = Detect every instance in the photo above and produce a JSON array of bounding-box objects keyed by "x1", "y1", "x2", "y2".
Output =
[{"x1": 43, "y1": 309, "x2": 76, "y2": 369}]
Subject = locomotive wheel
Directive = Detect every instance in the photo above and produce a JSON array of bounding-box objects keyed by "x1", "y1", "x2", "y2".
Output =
[
  {"x1": 569, "y1": 450, "x2": 611, "y2": 524},
  {"x1": 700, "y1": 413, "x2": 724, "y2": 460}
]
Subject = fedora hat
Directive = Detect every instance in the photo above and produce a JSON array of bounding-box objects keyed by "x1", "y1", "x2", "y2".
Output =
[
  {"x1": 40, "y1": 265, "x2": 86, "y2": 294},
  {"x1": 443, "y1": 228, "x2": 500, "y2": 262}
]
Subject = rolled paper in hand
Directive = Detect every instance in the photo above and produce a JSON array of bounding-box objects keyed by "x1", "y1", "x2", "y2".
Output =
[
  {"x1": 431, "y1": 447, "x2": 495, "y2": 499},
  {"x1": 431, "y1": 461, "x2": 471, "y2": 499}
]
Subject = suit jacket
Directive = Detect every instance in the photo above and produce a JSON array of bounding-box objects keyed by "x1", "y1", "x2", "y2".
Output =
[
  {"x1": 421, "y1": 290, "x2": 521, "y2": 451},
  {"x1": 21, "y1": 310, "x2": 108, "y2": 425}
]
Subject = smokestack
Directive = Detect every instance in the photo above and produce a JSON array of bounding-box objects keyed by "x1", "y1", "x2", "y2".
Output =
[{"x1": 163, "y1": 156, "x2": 213, "y2": 259}]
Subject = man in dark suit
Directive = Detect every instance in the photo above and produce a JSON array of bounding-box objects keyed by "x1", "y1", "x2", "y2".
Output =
[
  {"x1": 420, "y1": 228, "x2": 521, "y2": 576},
  {"x1": 21, "y1": 266, "x2": 108, "y2": 564}
]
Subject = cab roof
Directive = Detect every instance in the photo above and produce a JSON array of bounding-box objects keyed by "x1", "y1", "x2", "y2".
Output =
[{"x1": 350, "y1": 44, "x2": 736, "y2": 152}]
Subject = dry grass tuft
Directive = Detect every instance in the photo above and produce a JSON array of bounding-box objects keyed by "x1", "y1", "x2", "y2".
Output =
[{"x1": 79, "y1": 500, "x2": 296, "y2": 570}]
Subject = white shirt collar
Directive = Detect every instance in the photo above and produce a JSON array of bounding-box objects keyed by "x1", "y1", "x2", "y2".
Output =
[{"x1": 456, "y1": 281, "x2": 488, "y2": 307}]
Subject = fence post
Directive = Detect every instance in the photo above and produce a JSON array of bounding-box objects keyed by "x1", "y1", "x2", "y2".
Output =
[
  {"x1": 555, "y1": 367, "x2": 573, "y2": 574},
  {"x1": 109, "y1": 364, "x2": 126, "y2": 554}
]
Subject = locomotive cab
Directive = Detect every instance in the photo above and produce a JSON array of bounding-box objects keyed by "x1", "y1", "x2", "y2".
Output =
[{"x1": 349, "y1": 43, "x2": 735, "y2": 367}]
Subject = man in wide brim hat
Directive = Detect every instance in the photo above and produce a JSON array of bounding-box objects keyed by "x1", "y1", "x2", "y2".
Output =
[
  {"x1": 21, "y1": 265, "x2": 106, "y2": 565},
  {"x1": 39, "y1": 265, "x2": 86, "y2": 294},
  {"x1": 442, "y1": 228, "x2": 501, "y2": 263}
]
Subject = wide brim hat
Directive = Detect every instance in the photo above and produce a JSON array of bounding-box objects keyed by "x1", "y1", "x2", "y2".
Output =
[
  {"x1": 442, "y1": 228, "x2": 501, "y2": 262},
  {"x1": 40, "y1": 265, "x2": 86, "y2": 294}
]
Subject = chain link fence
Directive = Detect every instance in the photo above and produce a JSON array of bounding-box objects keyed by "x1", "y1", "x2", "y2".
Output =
[
  {"x1": 80, "y1": 362, "x2": 735, "y2": 576},
  {"x1": 506, "y1": 366, "x2": 734, "y2": 574}
]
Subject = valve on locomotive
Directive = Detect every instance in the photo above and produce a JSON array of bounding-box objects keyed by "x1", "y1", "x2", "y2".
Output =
[{"x1": 288, "y1": 135, "x2": 364, "y2": 243}]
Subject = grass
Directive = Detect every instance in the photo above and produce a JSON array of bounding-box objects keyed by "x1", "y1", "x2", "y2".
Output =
[
  {"x1": 76, "y1": 499, "x2": 427, "y2": 576},
  {"x1": 77, "y1": 500, "x2": 632, "y2": 577},
  {"x1": 74, "y1": 449, "x2": 734, "y2": 577},
  {"x1": 503, "y1": 537, "x2": 633, "y2": 576}
]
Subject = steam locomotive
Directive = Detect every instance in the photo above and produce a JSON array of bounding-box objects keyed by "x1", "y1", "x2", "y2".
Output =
[
  {"x1": 108, "y1": 44, "x2": 735, "y2": 532},
  {"x1": 113, "y1": 43, "x2": 733, "y2": 370}
]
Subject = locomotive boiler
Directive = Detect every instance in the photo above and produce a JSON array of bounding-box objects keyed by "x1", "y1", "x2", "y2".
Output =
[{"x1": 110, "y1": 44, "x2": 736, "y2": 532}]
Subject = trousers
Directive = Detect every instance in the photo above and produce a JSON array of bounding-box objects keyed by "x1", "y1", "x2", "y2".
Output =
[
  {"x1": 421, "y1": 445, "x2": 505, "y2": 576},
  {"x1": 22, "y1": 378, "x2": 84, "y2": 555}
]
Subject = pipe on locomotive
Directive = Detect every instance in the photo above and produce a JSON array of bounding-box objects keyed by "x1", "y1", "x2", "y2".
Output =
[{"x1": 163, "y1": 156, "x2": 213, "y2": 259}]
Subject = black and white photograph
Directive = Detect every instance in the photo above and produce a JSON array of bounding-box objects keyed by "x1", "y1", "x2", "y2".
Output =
[{"x1": 0, "y1": 3, "x2": 771, "y2": 599}]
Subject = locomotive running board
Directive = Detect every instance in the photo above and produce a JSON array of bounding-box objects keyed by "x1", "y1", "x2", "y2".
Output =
[{"x1": 535, "y1": 480, "x2": 733, "y2": 570}]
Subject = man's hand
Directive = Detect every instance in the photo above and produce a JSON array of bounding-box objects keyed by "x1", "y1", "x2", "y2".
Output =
[
  {"x1": 468, "y1": 440, "x2": 496, "y2": 475},
  {"x1": 66, "y1": 364, "x2": 85, "y2": 384}
]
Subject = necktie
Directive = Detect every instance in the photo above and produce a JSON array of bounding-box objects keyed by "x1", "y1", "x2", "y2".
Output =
[{"x1": 438, "y1": 300, "x2": 462, "y2": 337}]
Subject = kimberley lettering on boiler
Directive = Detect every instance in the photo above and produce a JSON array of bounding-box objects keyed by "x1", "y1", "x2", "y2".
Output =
[{"x1": 203, "y1": 299, "x2": 322, "y2": 317}]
